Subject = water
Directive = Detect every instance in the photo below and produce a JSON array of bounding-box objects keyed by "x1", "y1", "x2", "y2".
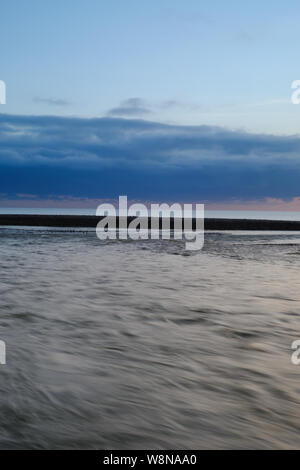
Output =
[
  {"x1": 2, "y1": 207, "x2": 300, "y2": 221},
  {"x1": 1, "y1": 228, "x2": 300, "y2": 449}
]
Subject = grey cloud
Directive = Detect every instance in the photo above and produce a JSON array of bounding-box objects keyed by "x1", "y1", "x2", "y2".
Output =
[
  {"x1": 33, "y1": 97, "x2": 71, "y2": 107},
  {"x1": 107, "y1": 98, "x2": 151, "y2": 117}
]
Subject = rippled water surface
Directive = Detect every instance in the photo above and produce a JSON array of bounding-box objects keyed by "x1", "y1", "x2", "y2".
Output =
[{"x1": 1, "y1": 229, "x2": 300, "y2": 449}]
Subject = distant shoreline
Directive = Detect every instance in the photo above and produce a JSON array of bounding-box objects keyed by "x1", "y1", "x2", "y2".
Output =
[{"x1": 1, "y1": 214, "x2": 300, "y2": 230}]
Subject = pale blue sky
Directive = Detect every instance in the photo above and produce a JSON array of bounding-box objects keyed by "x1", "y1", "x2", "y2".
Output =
[{"x1": 1, "y1": 0, "x2": 300, "y2": 134}]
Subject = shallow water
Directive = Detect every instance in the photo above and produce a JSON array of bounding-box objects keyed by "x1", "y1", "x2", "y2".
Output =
[
  {"x1": 2, "y1": 207, "x2": 300, "y2": 221},
  {"x1": 0, "y1": 229, "x2": 300, "y2": 449}
]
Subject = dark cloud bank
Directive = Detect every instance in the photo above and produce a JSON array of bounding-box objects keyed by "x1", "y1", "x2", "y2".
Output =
[{"x1": 0, "y1": 113, "x2": 300, "y2": 202}]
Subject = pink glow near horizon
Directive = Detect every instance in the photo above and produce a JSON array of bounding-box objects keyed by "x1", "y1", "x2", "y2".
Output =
[{"x1": 2, "y1": 196, "x2": 300, "y2": 211}]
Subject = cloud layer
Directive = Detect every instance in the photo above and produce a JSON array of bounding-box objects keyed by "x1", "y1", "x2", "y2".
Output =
[
  {"x1": 107, "y1": 98, "x2": 150, "y2": 117},
  {"x1": 1, "y1": 113, "x2": 300, "y2": 202}
]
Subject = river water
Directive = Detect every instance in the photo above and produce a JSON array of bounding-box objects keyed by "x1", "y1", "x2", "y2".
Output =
[{"x1": 0, "y1": 228, "x2": 300, "y2": 449}]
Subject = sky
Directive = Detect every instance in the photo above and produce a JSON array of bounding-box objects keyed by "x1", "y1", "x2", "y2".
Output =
[{"x1": 1, "y1": 0, "x2": 300, "y2": 209}]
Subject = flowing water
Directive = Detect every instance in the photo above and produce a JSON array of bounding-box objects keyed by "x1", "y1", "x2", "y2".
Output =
[{"x1": 0, "y1": 228, "x2": 300, "y2": 449}]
